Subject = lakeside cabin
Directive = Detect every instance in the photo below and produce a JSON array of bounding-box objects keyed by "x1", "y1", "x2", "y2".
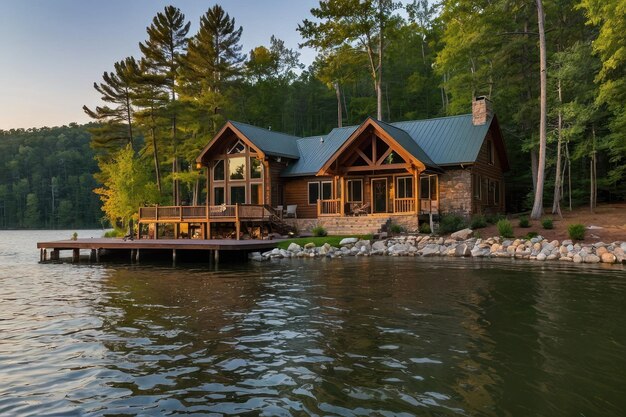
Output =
[{"x1": 138, "y1": 97, "x2": 509, "y2": 239}]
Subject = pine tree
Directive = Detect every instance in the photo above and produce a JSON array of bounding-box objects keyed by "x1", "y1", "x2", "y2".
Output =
[{"x1": 139, "y1": 6, "x2": 190, "y2": 205}]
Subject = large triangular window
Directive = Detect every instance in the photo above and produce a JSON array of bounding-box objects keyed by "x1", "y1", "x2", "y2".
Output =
[{"x1": 228, "y1": 140, "x2": 246, "y2": 154}]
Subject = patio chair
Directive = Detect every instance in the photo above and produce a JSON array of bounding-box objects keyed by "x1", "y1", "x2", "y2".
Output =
[
  {"x1": 285, "y1": 204, "x2": 297, "y2": 218},
  {"x1": 351, "y1": 202, "x2": 370, "y2": 216}
]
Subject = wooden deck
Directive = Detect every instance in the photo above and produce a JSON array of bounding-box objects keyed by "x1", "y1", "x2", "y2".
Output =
[{"x1": 37, "y1": 238, "x2": 281, "y2": 263}]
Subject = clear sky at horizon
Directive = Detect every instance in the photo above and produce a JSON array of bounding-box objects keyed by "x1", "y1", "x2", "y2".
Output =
[{"x1": 0, "y1": 0, "x2": 319, "y2": 130}]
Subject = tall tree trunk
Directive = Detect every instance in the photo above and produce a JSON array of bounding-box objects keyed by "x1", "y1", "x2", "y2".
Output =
[
  {"x1": 334, "y1": 82, "x2": 342, "y2": 128},
  {"x1": 150, "y1": 125, "x2": 162, "y2": 193},
  {"x1": 552, "y1": 79, "x2": 563, "y2": 217},
  {"x1": 531, "y1": 148, "x2": 538, "y2": 193},
  {"x1": 590, "y1": 126, "x2": 597, "y2": 212},
  {"x1": 376, "y1": 0, "x2": 383, "y2": 120},
  {"x1": 530, "y1": 0, "x2": 547, "y2": 220},
  {"x1": 566, "y1": 141, "x2": 572, "y2": 211}
]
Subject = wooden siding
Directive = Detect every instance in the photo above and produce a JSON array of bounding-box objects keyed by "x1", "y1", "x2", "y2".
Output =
[
  {"x1": 471, "y1": 130, "x2": 506, "y2": 214},
  {"x1": 283, "y1": 176, "x2": 334, "y2": 218}
]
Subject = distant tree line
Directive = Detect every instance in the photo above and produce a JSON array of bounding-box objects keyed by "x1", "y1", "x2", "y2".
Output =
[{"x1": 0, "y1": 125, "x2": 102, "y2": 229}]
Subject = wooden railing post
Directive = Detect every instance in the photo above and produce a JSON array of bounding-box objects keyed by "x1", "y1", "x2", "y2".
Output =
[
  {"x1": 317, "y1": 199, "x2": 321, "y2": 217},
  {"x1": 155, "y1": 204, "x2": 159, "y2": 221},
  {"x1": 235, "y1": 203, "x2": 240, "y2": 240}
]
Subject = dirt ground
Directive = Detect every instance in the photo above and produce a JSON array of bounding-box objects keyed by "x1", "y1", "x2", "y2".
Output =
[{"x1": 475, "y1": 202, "x2": 626, "y2": 243}]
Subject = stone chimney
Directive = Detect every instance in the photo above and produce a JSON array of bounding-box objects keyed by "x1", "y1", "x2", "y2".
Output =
[{"x1": 472, "y1": 96, "x2": 493, "y2": 126}]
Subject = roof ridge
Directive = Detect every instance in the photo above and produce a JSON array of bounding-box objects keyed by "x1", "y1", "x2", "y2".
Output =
[
  {"x1": 229, "y1": 120, "x2": 302, "y2": 140},
  {"x1": 391, "y1": 113, "x2": 472, "y2": 125}
]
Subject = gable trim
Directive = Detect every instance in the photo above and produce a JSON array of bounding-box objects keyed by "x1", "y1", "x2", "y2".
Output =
[{"x1": 196, "y1": 121, "x2": 265, "y2": 165}]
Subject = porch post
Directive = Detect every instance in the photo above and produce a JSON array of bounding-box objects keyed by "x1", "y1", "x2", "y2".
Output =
[
  {"x1": 414, "y1": 168, "x2": 420, "y2": 214},
  {"x1": 340, "y1": 176, "x2": 345, "y2": 216}
]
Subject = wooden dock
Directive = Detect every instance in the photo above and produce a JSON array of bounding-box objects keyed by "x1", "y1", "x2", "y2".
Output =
[{"x1": 37, "y1": 238, "x2": 281, "y2": 263}]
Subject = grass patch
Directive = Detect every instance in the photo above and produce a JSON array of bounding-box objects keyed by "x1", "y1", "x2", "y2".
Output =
[{"x1": 276, "y1": 234, "x2": 373, "y2": 250}]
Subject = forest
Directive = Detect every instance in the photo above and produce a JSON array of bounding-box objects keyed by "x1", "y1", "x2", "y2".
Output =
[{"x1": 1, "y1": 0, "x2": 624, "y2": 230}]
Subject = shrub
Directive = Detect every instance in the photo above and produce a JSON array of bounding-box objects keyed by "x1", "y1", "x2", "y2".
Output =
[
  {"x1": 419, "y1": 222, "x2": 431, "y2": 234},
  {"x1": 311, "y1": 225, "x2": 327, "y2": 237},
  {"x1": 439, "y1": 214, "x2": 467, "y2": 234},
  {"x1": 485, "y1": 213, "x2": 505, "y2": 224},
  {"x1": 525, "y1": 231, "x2": 538, "y2": 239},
  {"x1": 568, "y1": 224, "x2": 585, "y2": 241},
  {"x1": 103, "y1": 228, "x2": 125, "y2": 238},
  {"x1": 518, "y1": 216, "x2": 531, "y2": 228},
  {"x1": 470, "y1": 214, "x2": 487, "y2": 229},
  {"x1": 497, "y1": 219, "x2": 514, "y2": 238},
  {"x1": 389, "y1": 223, "x2": 403, "y2": 234},
  {"x1": 542, "y1": 218, "x2": 554, "y2": 229}
]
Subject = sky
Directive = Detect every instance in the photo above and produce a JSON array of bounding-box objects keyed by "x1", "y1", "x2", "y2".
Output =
[{"x1": 0, "y1": 0, "x2": 319, "y2": 130}]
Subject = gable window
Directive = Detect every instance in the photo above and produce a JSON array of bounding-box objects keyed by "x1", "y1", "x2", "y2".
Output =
[
  {"x1": 229, "y1": 156, "x2": 246, "y2": 180},
  {"x1": 250, "y1": 157, "x2": 262, "y2": 179},
  {"x1": 396, "y1": 176, "x2": 414, "y2": 199},
  {"x1": 213, "y1": 160, "x2": 224, "y2": 181},
  {"x1": 347, "y1": 179, "x2": 363, "y2": 203},
  {"x1": 228, "y1": 140, "x2": 245, "y2": 154},
  {"x1": 308, "y1": 182, "x2": 320, "y2": 205}
]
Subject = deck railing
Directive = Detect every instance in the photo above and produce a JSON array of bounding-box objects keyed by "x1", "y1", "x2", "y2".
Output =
[
  {"x1": 317, "y1": 199, "x2": 341, "y2": 216},
  {"x1": 394, "y1": 198, "x2": 416, "y2": 213},
  {"x1": 139, "y1": 204, "x2": 272, "y2": 222}
]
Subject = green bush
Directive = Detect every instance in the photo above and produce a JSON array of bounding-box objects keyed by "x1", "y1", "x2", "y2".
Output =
[
  {"x1": 485, "y1": 213, "x2": 505, "y2": 224},
  {"x1": 389, "y1": 223, "x2": 403, "y2": 234},
  {"x1": 518, "y1": 216, "x2": 531, "y2": 228},
  {"x1": 311, "y1": 225, "x2": 328, "y2": 237},
  {"x1": 497, "y1": 219, "x2": 514, "y2": 238},
  {"x1": 525, "y1": 231, "x2": 538, "y2": 239},
  {"x1": 419, "y1": 222, "x2": 431, "y2": 234},
  {"x1": 568, "y1": 224, "x2": 585, "y2": 241},
  {"x1": 439, "y1": 214, "x2": 467, "y2": 234},
  {"x1": 470, "y1": 214, "x2": 487, "y2": 229},
  {"x1": 103, "y1": 228, "x2": 125, "y2": 238},
  {"x1": 542, "y1": 218, "x2": 554, "y2": 229}
]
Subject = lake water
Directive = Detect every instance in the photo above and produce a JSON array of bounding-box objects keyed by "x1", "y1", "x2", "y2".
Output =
[{"x1": 1, "y1": 230, "x2": 625, "y2": 416}]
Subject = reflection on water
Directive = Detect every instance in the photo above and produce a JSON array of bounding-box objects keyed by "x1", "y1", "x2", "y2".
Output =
[{"x1": 1, "y1": 231, "x2": 625, "y2": 416}]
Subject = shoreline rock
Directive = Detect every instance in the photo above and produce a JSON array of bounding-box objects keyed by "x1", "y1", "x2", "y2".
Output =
[{"x1": 250, "y1": 234, "x2": 626, "y2": 266}]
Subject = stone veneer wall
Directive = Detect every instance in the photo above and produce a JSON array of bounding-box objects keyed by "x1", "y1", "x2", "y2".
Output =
[
  {"x1": 284, "y1": 214, "x2": 419, "y2": 235},
  {"x1": 438, "y1": 168, "x2": 472, "y2": 216}
]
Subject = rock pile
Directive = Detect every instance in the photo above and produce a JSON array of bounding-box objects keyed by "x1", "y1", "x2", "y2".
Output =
[{"x1": 250, "y1": 234, "x2": 626, "y2": 265}]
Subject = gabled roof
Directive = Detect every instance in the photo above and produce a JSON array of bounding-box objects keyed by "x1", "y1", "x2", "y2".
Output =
[
  {"x1": 196, "y1": 120, "x2": 300, "y2": 163},
  {"x1": 229, "y1": 121, "x2": 300, "y2": 159},
  {"x1": 197, "y1": 114, "x2": 508, "y2": 175}
]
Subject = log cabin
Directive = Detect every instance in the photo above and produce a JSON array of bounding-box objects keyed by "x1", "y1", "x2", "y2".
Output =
[{"x1": 138, "y1": 97, "x2": 508, "y2": 239}]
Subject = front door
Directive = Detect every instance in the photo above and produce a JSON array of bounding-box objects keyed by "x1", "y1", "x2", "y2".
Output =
[{"x1": 372, "y1": 178, "x2": 387, "y2": 213}]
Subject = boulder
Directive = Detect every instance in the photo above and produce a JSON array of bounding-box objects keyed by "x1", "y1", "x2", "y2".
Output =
[
  {"x1": 455, "y1": 244, "x2": 471, "y2": 257},
  {"x1": 573, "y1": 254, "x2": 582, "y2": 263},
  {"x1": 621, "y1": 242, "x2": 626, "y2": 252},
  {"x1": 596, "y1": 246, "x2": 608, "y2": 257},
  {"x1": 562, "y1": 239, "x2": 573, "y2": 246},
  {"x1": 613, "y1": 247, "x2": 625, "y2": 263},
  {"x1": 585, "y1": 254, "x2": 600, "y2": 263},
  {"x1": 304, "y1": 242, "x2": 316, "y2": 250},
  {"x1": 421, "y1": 245, "x2": 440, "y2": 257},
  {"x1": 339, "y1": 237, "x2": 359, "y2": 246},
  {"x1": 372, "y1": 240, "x2": 386, "y2": 251},
  {"x1": 601, "y1": 253, "x2": 616, "y2": 264},
  {"x1": 287, "y1": 242, "x2": 302, "y2": 252},
  {"x1": 536, "y1": 253, "x2": 547, "y2": 261}
]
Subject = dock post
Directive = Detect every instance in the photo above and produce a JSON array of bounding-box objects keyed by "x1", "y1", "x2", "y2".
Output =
[
  {"x1": 50, "y1": 249, "x2": 60, "y2": 261},
  {"x1": 214, "y1": 249, "x2": 219, "y2": 264},
  {"x1": 130, "y1": 249, "x2": 135, "y2": 262},
  {"x1": 135, "y1": 249, "x2": 140, "y2": 263},
  {"x1": 90, "y1": 249, "x2": 97, "y2": 262},
  {"x1": 96, "y1": 249, "x2": 101, "y2": 262},
  {"x1": 172, "y1": 249, "x2": 177, "y2": 265},
  {"x1": 72, "y1": 249, "x2": 80, "y2": 263}
]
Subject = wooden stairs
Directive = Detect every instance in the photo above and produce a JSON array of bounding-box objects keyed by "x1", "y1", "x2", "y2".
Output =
[{"x1": 318, "y1": 216, "x2": 390, "y2": 236}]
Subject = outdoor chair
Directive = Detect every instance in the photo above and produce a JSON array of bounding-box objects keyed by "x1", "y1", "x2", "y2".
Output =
[
  {"x1": 351, "y1": 202, "x2": 370, "y2": 216},
  {"x1": 285, "y1": 204, "x2": 297, "y2": 218}
]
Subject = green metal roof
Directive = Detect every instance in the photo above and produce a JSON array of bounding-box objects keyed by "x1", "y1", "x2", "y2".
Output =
[
  {"x1": 215, "y1": 114, "x2": 499, "y2": 177},
  {"x1": 230, "y1": 121, "x2": 300, "y2": 159}
]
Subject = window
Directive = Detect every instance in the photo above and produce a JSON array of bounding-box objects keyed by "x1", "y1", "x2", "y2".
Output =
[
  {"x1": 230, "y1": 186, "x2": 246, "y2": 204},
  {"x1": 228, "y1": 140, "x2": 245, "y2": 154},
  {"x1": 213, "y1": 160, "x2": 224, "y2": 181},
  {"x1": 491, "y1": 180, "x2": 500, "y2": 205},
  {"x1": 420, "y1": 175, "x2": 437, "y2": 200},
  {"x1": 251, "y1": 183, "x2": 263, "y2": 204},
  {"x1": 396, "y1": 176, "x2": 413, "y2": 199},
  {"x1": 229, "y1": 156, "x2": 246, "y2": 180},
  {"x1": 308, "y1": 182, "x2": 320, "y2": 205},
  {"x1": 473, "y1": 174, "x2": 481, "y2": 200},
  {"x1": 214, "y1": 187, "x2": 224, "y2": 205},
  {"x1": 321, "y1": 181, "x2": 333, "y2": 200},
  {"x1": 250, "y1": 157, "x2": 262, "y2": 179},
  {"x1": 346, "y1": 179, "x2": 363, "y2": 203}
]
